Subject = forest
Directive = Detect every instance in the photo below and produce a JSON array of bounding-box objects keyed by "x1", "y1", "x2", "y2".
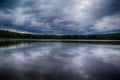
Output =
[{"x1": 0, "y1": 30, "x2": 120, "y2": 40}]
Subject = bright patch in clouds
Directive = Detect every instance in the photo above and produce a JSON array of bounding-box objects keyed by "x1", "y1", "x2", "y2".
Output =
[{"x1": 94, "y1": 13, "x2": 120, "y2": 31}]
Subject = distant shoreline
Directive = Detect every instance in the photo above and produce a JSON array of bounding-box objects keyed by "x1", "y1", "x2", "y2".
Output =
[
  {"x1": 0, "y1": 39, "x2": 120, "y2": 42},
  {"x1": 0, "y1": 30, "x2": 120, "y2": 40}
]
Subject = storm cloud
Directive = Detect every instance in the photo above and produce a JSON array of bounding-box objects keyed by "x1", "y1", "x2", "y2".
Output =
[{"x1": 0, "y1": 0, "x2": 120, "y2": 34}]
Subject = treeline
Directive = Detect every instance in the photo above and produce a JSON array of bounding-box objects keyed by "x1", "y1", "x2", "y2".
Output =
[{"x1": 0, "y1": 30, "x2": 120, "y2": 40}]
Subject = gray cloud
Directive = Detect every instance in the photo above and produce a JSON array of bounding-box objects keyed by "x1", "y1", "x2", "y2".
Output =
[
  {"x1": 94, "y1": 13, "x2": 120, "y2": 32},
  {"x1": 0, "y1": 0, "x2": 120, "y2": 34}
]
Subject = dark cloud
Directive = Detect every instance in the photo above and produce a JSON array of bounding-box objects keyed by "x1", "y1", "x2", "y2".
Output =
[
  {"x1": 0, "y1": 0, "x2": 18, "y2": 10},
  {"x1": 0, "y1": 0, "x2": 120, "y2": 34}
]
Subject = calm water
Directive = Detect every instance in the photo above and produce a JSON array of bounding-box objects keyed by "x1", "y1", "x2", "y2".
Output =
[{"x1": 0, "y1": 42, "x2": 120, "y2": 80}]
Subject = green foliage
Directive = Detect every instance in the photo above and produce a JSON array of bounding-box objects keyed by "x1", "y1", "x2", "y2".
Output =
[{"x1": 0, "y1": 30, "x2": 120, "y2": 40}]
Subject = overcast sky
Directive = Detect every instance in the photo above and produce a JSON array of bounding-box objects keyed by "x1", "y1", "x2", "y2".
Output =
[{"x1": 0, "y1": 0, "x2": 120, "y2": 34}]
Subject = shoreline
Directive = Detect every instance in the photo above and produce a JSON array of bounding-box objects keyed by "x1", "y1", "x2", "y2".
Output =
[{"x1": 0, "y1": 39, "x2": 120, "y2": 42}]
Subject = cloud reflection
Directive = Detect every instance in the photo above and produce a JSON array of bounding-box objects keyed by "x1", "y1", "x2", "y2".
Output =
[{"x1": 0, "y1": 42, "x2": 120, "y2": 80}]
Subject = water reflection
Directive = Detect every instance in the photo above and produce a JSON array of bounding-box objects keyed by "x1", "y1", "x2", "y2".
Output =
[{"x1": 0, "y1": 42, "x2": 120, "y2": 80}]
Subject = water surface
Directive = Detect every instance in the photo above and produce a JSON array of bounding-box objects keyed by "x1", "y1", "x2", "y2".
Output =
[{"x1": 0, "y1": 42, "x2": 120, "y2": 80}]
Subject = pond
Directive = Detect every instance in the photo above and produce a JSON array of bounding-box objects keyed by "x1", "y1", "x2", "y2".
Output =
[{"x1": 0, "y1": 41, "x2": 120, "y2": 80}]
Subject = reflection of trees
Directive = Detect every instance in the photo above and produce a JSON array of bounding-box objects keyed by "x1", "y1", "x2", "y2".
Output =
[{"x1": 0, "y1": 41, "x2": 33, "y2": 48}]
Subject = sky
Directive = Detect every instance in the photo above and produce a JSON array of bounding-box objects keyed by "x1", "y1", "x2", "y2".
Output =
[{"x1": 0, "y1": 0, "x2": 120, "y2": 34}]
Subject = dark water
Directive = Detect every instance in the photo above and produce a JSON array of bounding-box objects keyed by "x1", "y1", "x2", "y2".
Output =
[{"x1": 0, "y1": 42, "x2": 120, "y2": 80}]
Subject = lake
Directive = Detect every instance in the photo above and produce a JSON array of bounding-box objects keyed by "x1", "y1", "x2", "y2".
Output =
[{"x1": 0, "y1": 41, "x2": 120, "y2": 80}]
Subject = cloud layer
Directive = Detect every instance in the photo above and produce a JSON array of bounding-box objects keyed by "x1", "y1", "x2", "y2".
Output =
[{"x1": 0, "y1": 0, "x2": 120, "y2": 34}]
